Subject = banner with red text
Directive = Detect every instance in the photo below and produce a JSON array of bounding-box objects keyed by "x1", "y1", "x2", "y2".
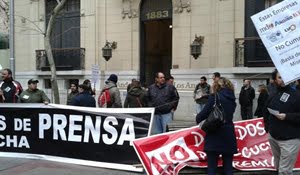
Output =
[{"x1": 133, "y1": 118, "x2": 300, "y2": 175}]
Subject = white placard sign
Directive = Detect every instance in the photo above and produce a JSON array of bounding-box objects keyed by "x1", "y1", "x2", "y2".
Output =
[
  {"x1": 91, "y1": 64, "x2": 99, "y2": 84},
  {"x1": 251, "y1": 0, "x2": 300, "y2": 84}
]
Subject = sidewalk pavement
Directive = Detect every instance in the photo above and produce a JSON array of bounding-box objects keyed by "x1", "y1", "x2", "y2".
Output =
[{"x1": 0, "y1": 157, "x2": 144, "y2": 175}]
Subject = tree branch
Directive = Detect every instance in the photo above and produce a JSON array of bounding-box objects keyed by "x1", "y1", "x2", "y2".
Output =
[
  {"x1": 15, "y1": 15, "x2": 45, "y2": 35},
  {"x1": 15, "y1": 25, "x2": 44, "y2": 34},
  {"x1": 56, "y1": 0, "x2": 61, "y2": 4},
  {"x1": 46, "y1": 0, "x2": 67, "y2": 37}
]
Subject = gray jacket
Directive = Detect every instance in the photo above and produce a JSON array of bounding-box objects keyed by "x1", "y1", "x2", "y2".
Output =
[{"x1": 102, "y1": 81, "x2": 122, "y2": 108}]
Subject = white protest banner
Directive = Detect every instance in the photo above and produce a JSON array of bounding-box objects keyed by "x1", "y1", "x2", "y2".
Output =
[
  {"x1": 251, "y1": 0, "x2": 300, "y2": 84},
  {"x1": 91, "y1": 64, "x2": 100, "y2": 84}
]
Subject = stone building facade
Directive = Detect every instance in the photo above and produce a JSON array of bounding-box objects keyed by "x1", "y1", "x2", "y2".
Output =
[{"x1": 11, "y1": 0, "x2": 280, "y2": 121}]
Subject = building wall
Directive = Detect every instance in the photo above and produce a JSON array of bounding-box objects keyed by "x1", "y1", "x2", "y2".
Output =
[
  {"x1": 0, "y1": 49, "x2": 9, "y2": 69},
  {"x1": 14, "y1": 0, "x2": 246, "y2": 72},
  {"x1": 13, "y1": 0, "x2": 274, "y2": 121}
]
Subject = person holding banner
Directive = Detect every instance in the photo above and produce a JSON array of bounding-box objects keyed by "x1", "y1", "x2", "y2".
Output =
[
  {"x1": 18, "y1": 79, "x2": 49, "y2": 104},
  {"x1": 196, "y1": 77, "x2": 237, "y2": 175},
  {"x1": 265, "y1": 69, "x2": 300, "y2": 175}
]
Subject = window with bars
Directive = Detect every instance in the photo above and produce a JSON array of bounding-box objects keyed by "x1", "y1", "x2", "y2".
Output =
[
  {"x1": 39, "y1": 0, "x2": 83, "y2": 71},
  {"x1": 242, "y1": 0, "x2": 283, "y2": 67}
]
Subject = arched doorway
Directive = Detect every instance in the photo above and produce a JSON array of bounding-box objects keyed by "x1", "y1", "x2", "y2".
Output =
[{"x1": 140, "y1": 0, "x2": 172, "y2": 86}]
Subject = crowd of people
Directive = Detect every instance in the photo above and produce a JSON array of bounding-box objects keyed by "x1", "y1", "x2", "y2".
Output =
[
  {"x1": 194, "y1": 70, "x2": 300, "y2": 175},
  {"x1": 2, "y1": 67, "x2": 300, "y2": 174}
]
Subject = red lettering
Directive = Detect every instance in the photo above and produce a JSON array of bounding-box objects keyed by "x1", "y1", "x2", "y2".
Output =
[{"x1": 170, "y1": 145, "x2": 190, "y2": 161}]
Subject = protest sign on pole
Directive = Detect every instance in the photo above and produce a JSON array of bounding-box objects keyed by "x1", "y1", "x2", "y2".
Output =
[
  {"x1": 0, "y1": 104, "x2": 154, "y2": 172},
  {"x1": 91, "y1": 64, "x2": 100, "y2": 84},
  {"x1": 251, "y1": 0, "x2": 300, "y2": 84}
]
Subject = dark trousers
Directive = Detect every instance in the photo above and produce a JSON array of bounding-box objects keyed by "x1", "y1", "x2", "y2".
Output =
[
  {"x1": 206, "y1": 151, "x2": 233, "y2": 175},
  {"x1": 241, "y1": 105, "x2": 253, "y2": 120}
]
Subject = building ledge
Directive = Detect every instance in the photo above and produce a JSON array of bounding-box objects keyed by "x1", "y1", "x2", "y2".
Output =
[{"x1": 18, "y1": 70, "x2": 85, "y2": 76}]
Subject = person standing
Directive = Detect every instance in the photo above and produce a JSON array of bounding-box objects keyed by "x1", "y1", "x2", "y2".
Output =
[
  {"x1": 147, "y1": 72, "x2": 179, "y2": 134},
  {"x1": 83, "y1": 79, "x2": 96, "y2": 96},
  {"x1": 239, "y1": 79, "x2": 255, "y2": 120},
  {"x1": 127, "y1": 78, "x2": 137, "y2": 92},
  {"x1": 0, "y1": 90, "x2": 3, "y2": 102},
  {"x1": 267, "y1": 78, "x2": 277, "y2": 96},
  {"x1": 18, "y1": 79, "x2": 49, "y2": 104},
  {"x1": 99, "y1": 74, "x2": 122, "y2": 108},
  {"x1": 124, "y1": 80, "x2": 147, "y2": 107},
  {"x1": 166, "y1": 75, "x2": 180, "y2": 112},
  {"x1": 264, "y1": 69, "x2": 300, "y2": 175},
  {"x1": 0, "y1": 68, "x2": 23, "y2": 103},
  {"x1": 196, "y1": 77, "x2": 237, "y2": 175},
  {"x1": 193, "y1": 76, "x2": 210, "y2": 114},
  {"x1": 71, "y1": 84, "x2": 96, "y2": 107},
  {"x1": 254, "y1": 84, "x2": 269, "y2": 117},
  {"x1": 212, "y1": 72, "x2": 221, "y2": 83},
  {"x1": 66, "y1": 83, "x2": 79, "y2": 105}
]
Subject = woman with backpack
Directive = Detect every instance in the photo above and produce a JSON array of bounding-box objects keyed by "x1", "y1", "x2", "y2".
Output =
[{"x1": 124, "y1": 80, "x2": 147, "y2": 108}]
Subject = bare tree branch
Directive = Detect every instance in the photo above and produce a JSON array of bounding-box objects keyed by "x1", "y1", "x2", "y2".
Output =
[
  {"x1": 0, "y1": 0, "x2": 9, "y2": 32},
  {"x1": 50, "y1": 26, "x2": 80, "y2": 41},
  {"x1": 15, "y1": 15, "x2": 45, "y2": 35},
  {"x1": 56, "y1": 0, "x2": 61, "y2": 4},
  {"x1": 15, "y1": 25, "x2": 44, "y2": 34}
]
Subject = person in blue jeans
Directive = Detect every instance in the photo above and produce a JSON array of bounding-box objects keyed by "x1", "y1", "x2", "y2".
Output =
[
  {"x1": 196, "y1": 77, "x2": 237, "y2": 175},
  {"x1": 147, "y1": 72, "x2": 179, "y2": 134}
]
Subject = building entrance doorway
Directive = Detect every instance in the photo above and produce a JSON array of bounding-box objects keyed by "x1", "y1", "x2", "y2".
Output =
[{"x1": 140, "y1": 0, "x2": 172, "y2": 86}]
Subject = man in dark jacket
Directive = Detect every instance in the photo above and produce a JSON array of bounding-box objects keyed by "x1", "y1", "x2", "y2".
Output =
[
  {"x1": 71, "y1": 84, "x2": 96, "y2": 107},
  {"x1": 147, "y1": 72, "x2": 179, "y2": 134},
  {"x1": 0, "y1": 68, "x2": 23, "y2": 103},
  {"x1": 239, "y1": 79, "x2": 255, "y2": 120},
  {"x1": 264, "y1": 69, "x2": 300, "y2": 175}
]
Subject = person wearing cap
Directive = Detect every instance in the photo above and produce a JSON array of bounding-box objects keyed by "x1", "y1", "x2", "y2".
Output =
[
  {"x1": 71, "y1": 84, "x2": 96, "y2": 107},
  {"x1": 18, "y1": 79, "x2": 49, "y2": 104},
  {"x1": 0, "y1": 68, "x2": 23, "y2": 103},
  {"x1": 99, "y1": 74, "x2": 122, "y2": 108}
]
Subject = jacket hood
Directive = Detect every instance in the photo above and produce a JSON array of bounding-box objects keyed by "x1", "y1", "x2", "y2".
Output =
[
  {"x1": 104, "y1": 81, "x2": 117, "y2": 89},
  {"x1": 219, "y1": 88, "x2": 235, "y2": 101},
  {"x1": 128, "y1": 87, "x2": 143, "y2": 96}
]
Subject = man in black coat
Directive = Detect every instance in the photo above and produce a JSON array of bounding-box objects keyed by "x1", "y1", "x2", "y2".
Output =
[
  {"x1": 71, "y1": 84, "x2": 96, "y2": 107},
  {"x1": 147, "y1": 72, "x2": 179, "y2": 134},
  {"x1": 239, "y1": 79, "x2": 255, "y2": 120},
  {"x1": 0, "y1": 68, "x2": 23, "y2": 103},
  {"x1": 265, "y1": 69, "x2": 300, "y2": 175}
]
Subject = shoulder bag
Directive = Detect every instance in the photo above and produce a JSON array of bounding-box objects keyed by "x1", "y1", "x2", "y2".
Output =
[{"x1": 201, "y1": 93, "x2": 226, "y2": 134}]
